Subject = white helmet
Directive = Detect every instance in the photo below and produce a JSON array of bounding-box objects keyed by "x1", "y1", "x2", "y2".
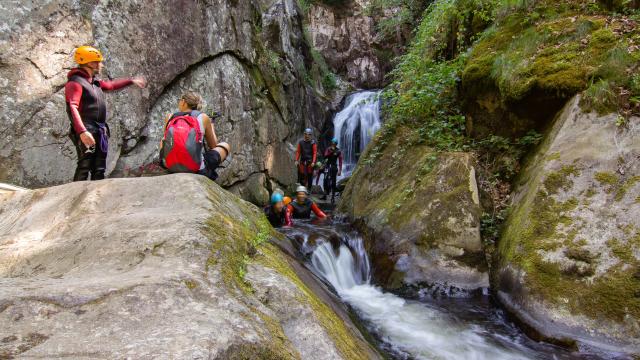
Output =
[{"x1": 296, "y1": 185, "x2": 308, "y2": 194}]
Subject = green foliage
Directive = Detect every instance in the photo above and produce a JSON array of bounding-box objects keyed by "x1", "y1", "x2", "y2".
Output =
[{"x1": 366, "y1": 0, "x2": 434, "y2": 40}]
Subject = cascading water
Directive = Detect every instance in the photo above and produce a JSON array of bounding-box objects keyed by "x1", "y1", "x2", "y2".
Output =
[
  {"x1": 332, "y1": 90, "x2": 382, "y2": 178},
  {"x1": 287, "y1": 222, "x2": 599, "y2": 360},
  {"x1": 310, "y1": 240, "x2": 532, "y2": 359}
]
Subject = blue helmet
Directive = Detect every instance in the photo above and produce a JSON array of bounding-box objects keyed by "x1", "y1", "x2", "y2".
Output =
[
  {"x1": 331, "y1": 137, "x2": 338, "y2": 144},
  {"x1": 271, "y1": 192, "x2": 284, "y2": 204}
]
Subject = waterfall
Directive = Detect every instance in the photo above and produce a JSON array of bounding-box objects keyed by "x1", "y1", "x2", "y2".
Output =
[
  {"x1": 309, "y1": 234, "x2": 534, "y2": 360},
  {"x1": 332, "y1": 90, "x2": 382, "y2": 177}
]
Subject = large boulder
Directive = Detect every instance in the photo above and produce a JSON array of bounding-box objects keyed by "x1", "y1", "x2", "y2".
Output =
[
  {"x1": 494, "y1": 96, "x2": 640, "y2": 354},
  {"x1": 338, "y1": 126, "x2": 488, "y2": 295},
  {"x1": 0, "y1": 174, "x2": 379, "y2": 359},
  {"x1": 0, "y1": 0, "x2": 331, "y2": 200}
]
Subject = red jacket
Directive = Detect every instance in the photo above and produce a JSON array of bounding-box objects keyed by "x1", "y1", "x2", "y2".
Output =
[{"x1": 65, "y1": 68, "x2": 134, "y2": 134}]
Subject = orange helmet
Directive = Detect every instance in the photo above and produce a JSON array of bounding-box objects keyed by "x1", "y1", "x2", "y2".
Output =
[
  {"x1": 74, "y1": 46, "x2": 104, "y2": 64},
  {"x1": 283, "y1": 196, "x2": 292, "y2": 206}
]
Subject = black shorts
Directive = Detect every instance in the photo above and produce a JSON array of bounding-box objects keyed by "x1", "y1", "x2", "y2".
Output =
[{"x1": 199, "y1": 149, "x2": 222, "y2": 181}]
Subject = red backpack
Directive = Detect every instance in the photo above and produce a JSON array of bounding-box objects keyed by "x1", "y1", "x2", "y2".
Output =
[{"x1": 160, "y1": 111, "x2": 203, "y2": 173}]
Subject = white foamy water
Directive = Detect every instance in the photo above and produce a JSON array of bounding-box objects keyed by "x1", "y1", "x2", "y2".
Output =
[
  {"x1": 333, "y1": 90, "x2": 382, "y2": 178},
  {"x1": 310, "y1": 241, "x2": 532, "y2": 360}
]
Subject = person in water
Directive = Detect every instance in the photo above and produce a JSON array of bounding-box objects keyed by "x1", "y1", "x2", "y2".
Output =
[
  {"x1": 288, "y1": 185, "x2": 326, "y2": 219},
  {"x1": 264, "y1": 193, "x2": 292, "y2": 228},
  {"x1": 160, "y1": 92, "x2": 231, "y2": 181},
  {"x1": 65, "y1": 46, "x2": 146, "y2": 181},
  {"x1": 295, "y1": 128, "x2": 317, "y2": 189},
  {"x1": 323, "y1": 138, "x2": 343, "y2": 203}
]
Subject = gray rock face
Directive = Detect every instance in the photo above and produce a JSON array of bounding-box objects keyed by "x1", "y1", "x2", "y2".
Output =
[
  {"x1": 0, "y1": 174, "x2": 378, "y2": 359},
  {"x1": 494, "y1": 96, "x2": 640, "y2": 355},
  {"x1": 306, "y1": 1, "x2": 413, "y2": 89},
  {"x1": 0, "y1": 0, "x2": 331, "y2": 201}
]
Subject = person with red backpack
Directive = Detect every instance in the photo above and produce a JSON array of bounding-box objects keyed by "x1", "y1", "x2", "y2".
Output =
[
  {"x1": 159, "y1": 92, "x2": 231, "y2": 181},
  {"x1": 65, "y1": 46, "x2": 146, "y2": 181}
]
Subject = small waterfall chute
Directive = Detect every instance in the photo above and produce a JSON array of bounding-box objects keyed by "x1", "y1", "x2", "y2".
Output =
[
  {"x1": 307, "y1": 232, "x2": 534, "y2": 360},
  {"x1": 332, "y1": 90, "x2": 382, "y2": 178}
]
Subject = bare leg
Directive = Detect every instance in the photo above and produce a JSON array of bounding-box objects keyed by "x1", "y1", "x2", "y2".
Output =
[{"x1": 213, "y1": 142, "x2": 231, "y2": 162}]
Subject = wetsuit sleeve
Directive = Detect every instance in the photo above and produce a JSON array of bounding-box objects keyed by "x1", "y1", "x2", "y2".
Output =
[
  {"x1": 99, "y1": 78, "x2": 134, "y2": 92},
  {"x1": 284, "y1": 208, "x2": 293, "y2": 227},
  {"x1": 339, "y1": 152, "x2": 343, "y2": 170},
  {"x1": 311, "y1": 203, "x2": 326, "y2": 218},
  {"x1": 65, "y1": 81, "x2": 87, "y2": 134},
  {"x1": 312, "y1": 143, "x2": 317, "y2": 164},
  {"x1": 295, "y1": 143, "x2": 301, "y2": 161}
]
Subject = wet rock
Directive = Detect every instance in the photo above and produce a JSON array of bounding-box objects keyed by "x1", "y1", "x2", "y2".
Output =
[
  {"x1": 494, "y1": 95, "x2": 640, "y2": 355},
  {"x1": 0, "y1": 174, "x2": 378, "y2": 359},
  {"x1": 339, "y1": 127, "x2": 488, "y2": 293}
]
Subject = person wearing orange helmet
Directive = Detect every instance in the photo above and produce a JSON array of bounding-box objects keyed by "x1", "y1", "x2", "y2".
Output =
[{"x1": 65, "y1": 46, "x2": 146, "y2": 181}]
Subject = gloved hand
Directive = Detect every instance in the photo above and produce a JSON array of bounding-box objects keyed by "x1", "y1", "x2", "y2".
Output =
[{"x1": 295, "y1": 160, "x2": 299, "y2": 166}]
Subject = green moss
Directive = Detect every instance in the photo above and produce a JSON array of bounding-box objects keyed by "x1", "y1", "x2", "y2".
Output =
[
  {"x1": 184, "y1": 280, "x2": 198, "y2": 290},
  {"x1": 607, "y1": 238, "x2": 637, "y2": 263},
  {"x1": 594, "y1": 171, "x2": 619, "y2": 186},
  {"x1": 585, "y1": 187, "x2": 597, "y2": 198},
  {"x1": 543, "y1": 165, "x2": 580, "y2": 194},
  {"x1": 615, "y1": 175, "x2": 640, "y2": 202},
  {"x1": 546, "y1": 152, "x2": 561, "y2": 161},
  {"x1": 463, "y1": 6, "x2": 639, "y2": 117},
  {"x1": 255, "y1": 244, "x2": 371, "y2": 360}
]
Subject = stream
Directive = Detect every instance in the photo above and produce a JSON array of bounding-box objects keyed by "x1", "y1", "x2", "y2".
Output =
[
  {"x1": 286, "y1": 91, "x2": 624, "y2": 359},
  {"x1": 282, "y1": 221, "x2": 617, "y2": 360}
]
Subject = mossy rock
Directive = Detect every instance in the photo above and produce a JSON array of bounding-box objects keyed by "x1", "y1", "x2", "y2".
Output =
[
  {"x1": 339, "y1": 125, "x2": 488, "y2": 293},
  {"x1": 494, "y1": 96, "x2": 640, "y2": 355},
  {"x1": 461, "y1": 8, "x2": 639, "y2": 138}
]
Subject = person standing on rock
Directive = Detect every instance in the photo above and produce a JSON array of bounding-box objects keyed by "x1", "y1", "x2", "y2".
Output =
[
  {"x1": 323, "y1": 138, "x2": 343, "y2": 204},
  {"x1": 264, "y1": 193, "x2": 292, "y2": 228},
  {"x1": 288, "y1": 185, "x2": 326, "y2": 220},
  {"x1": 65, "y1": 46, "x2": 147, "y2": 181},
  {"x1": 295, "y1": 128, "x2": 317, "y2": 189},
  {"x1": 159, "y1": 92, "x2": 231, "y2": 181}
]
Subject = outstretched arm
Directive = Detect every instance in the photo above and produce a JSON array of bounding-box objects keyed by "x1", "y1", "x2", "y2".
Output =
[
  {"x1": 311, "y1": 203, "x2": 326, "y2": 218},
  {"x1": 99, "y1": 77, "x2": 146, "y2": 92},
  {"x1": 295, "y1": 143, "x2": 301, "y2": 162},
  {"x1": 338, "y1": 152, "x2": 343, "y2": 175}
]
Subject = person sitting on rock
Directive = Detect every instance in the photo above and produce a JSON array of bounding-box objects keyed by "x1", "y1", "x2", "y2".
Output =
[
  {"x1": 159, "y1": 92, "x2": 231, "y2": 181},
  {"x1": 65, "y1": 46, "x2": 146, "y2": 181},
  {"x1": 264, "y1": 193, "x2": 292, "y2": 228},
  {"x1": 295, "y1": 128, "x2": 317, "y2": 189},
  {"x1": 288, "y1": 185, "x2": 327, "y2": 220}
]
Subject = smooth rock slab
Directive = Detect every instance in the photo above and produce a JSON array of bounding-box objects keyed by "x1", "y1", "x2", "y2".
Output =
[{"x1": 0, "y1": 174, "x2": 377, "y2": 359}]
